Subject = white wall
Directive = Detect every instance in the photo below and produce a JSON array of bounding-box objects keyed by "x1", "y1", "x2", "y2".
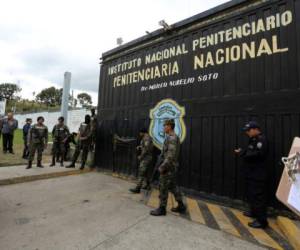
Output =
[
  {"x1": 0, "y1": 99, "x2": 6, "y2": 116},
  {"x1": 14, "y1": 109, "x2": 90, "y2": 133}
]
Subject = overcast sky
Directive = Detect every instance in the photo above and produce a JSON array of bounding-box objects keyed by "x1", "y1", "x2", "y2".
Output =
[{"x1": 0, "y1": 0, "x2": 228, "y2": 104}]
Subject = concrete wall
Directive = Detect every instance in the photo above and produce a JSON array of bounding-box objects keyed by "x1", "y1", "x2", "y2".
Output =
[{"x1": 14, "y1": 109, "x2": 90, "y2": 133}]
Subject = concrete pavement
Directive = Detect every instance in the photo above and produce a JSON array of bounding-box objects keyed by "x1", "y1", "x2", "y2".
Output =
[
  {"x1": 0, "y1": 164, "x2": 76, "y2": 180},
  {"x1": 0, "y1": 164, "x2": 92, "y2": 185},
  {"x1": 0, "y1": 172, "x2": 265, "y2": 250}
]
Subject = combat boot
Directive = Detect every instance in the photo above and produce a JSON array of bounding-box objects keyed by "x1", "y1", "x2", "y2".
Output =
[
  {"x1": 150, "y1": 207, "x2": 166, "y2": 216},
  {"x1": 129, "y1": 186, "x2": 141, "y2": 194},
  {"x1": 60, "y1": 159, "x2": 64, "y2": 167},
  {"x1": 37, "y1": 160, "x2": 44, "y2": 168},
  {"x1": 243, "y1": 211, "x2": 254, "y2": 218},
  {"x1": 79, "y1": 162, "x2": 85, "y2": 170},
  {"x1": 26, "y1": 161, "x2": 32, "y2": 169},
  {"x1": 171, "y1": 201, "x2": 186, "y2": 214},
  {"x1": 66, "y1": 162, "x2": 75, "y2": 168},
  {"x1": 49, "y1": 156, "x2": 55, "y2": 167},
  {"x1": 248, "y1": 220, "x2": 268, "y2": 229},
  {"x1": 142, "y1": 181, "x2": 151, "y2": 190}
]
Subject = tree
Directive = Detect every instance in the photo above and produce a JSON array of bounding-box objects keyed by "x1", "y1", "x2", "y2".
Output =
[
  {"x1": 56, "y1": 88, "x2": 63, "y2": 105},
  {"x1": 36, "y1": 87, "x2": 62, "y2": 107},
  {"x1": 77, "y1": 92, "x2": 92, "y2": 108},
  {"x1": 69, "y1": 95, "x2": 78, "y2": 108},
  {"x1": 0, "y1": 83, "x2": 21, "y2": 100}
]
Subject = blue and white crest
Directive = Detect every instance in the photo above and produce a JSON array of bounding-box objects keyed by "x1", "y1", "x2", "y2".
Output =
[{"x1": 149, "y1": 99, "x2": 186, "y2": 149}]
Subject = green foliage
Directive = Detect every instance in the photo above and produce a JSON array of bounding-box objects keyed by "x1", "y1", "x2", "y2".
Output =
[
  {"x1": 1, "y1": 85, "x2": 88, "y2": 114},
  {"x1": 6, "y1": 99, "x2": 60, "y2": 113},
  {"x1": 0, "y1": 83, "x2": 21, "y2": 100},
  {"x1": 77, "y1": 92, "x2": 92, "y2": 108},
  {"x1": 69, "y1": 94, "x2": 78, "y2": 108},
  {"x1": 36, "y1": 87, "x2": 63, "y2": 107}
]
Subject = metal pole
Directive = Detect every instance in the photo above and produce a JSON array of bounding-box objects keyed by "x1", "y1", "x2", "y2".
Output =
[{"x1": 61, "y1": 72, "x2": 71, "y2": 125}]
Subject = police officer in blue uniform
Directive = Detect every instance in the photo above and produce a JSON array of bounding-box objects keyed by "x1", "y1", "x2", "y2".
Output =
[
  {"x1": 22, "y1": 118, "x2": 32, "y2": 159},
  {"x1": 235, "y1": 121, "x2": 268, "y2": 229}
]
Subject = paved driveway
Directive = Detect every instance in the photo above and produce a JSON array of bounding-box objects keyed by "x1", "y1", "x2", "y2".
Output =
[{"x1": 0, "y1": 172, "x2": 265, "y2": 250}]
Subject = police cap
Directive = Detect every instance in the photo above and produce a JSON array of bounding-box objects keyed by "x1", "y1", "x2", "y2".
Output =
[{"x1": 242, "y1": 121, "x2": 260, "y2": 131}]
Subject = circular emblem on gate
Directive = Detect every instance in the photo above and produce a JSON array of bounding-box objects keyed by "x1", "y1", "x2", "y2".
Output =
[{"x1": 149, "y1": 98, "x2": 186, "y2": 149}]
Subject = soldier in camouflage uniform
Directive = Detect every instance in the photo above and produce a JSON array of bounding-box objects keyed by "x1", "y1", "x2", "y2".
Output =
[
  {"x1": 66, "y1": 115, "x2": 92, "y2": 170},
  {"x1": 26, "y1": 116, "x2": 48, "y2": 169},
  {"x1": 89, "y1": 108, "x2": 97, "y2": 168},
  {"x1": 129, "y1": 128, "x2": 153, "y2": 193},
  {"x1": 50, "y1": 117, "x2": 70, "y2": 167},
  {"x1": 150, "y1": 119, "x2": 186, "y2": 216}
]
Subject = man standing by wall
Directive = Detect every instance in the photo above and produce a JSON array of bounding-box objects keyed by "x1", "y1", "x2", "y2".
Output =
[
  {"x1": 22, "y1": 118, "x2": 32, "y2": 159},
  {"x1": 150, "y1": 119, "x2": 186, "y2": 216},
  {"x1": 66, "y1": 115, "x2": 92, "y2": 170},
  {"x1": 26, "y1": 116, "x2": 48, "y2": 169},
  {"x1": 50, "y1": 117, "x2": 70, "y2": 167},
  {"x1": 0, "y1": 112, "x2": 18, "y2": 154},
  {"x1": 234, "y1": 121, "x2": 269, "y2": 229},
  {"x1": 89, "y1": 108, "x2": 98, "y2": 167},
  {"x1": 90, "y1": 108, "x2": 97, "y2": 145}
]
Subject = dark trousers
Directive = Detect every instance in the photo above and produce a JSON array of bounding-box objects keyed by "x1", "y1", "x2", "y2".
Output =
[
  {"x1": 246, "y1": 178, "x2": 267, "y2": 223},
  {"x1": 23, "y1": 140, "x2": 29, "y2": 158},
  {"x1": 51, "y1": 141, "x2": 66, "y2": 160},
  {"x1": 28, "y1": 143, "x2": 44, "y2": 162},
  {"x1": 2, "y1": 133, "x2": 14, "y2": 152},
  {"x1": 159, "y1": 170, "x2": 183, "y2": 208},
  {"x1": 72, "y1": 143, "x2": 89, "y2": 165}
]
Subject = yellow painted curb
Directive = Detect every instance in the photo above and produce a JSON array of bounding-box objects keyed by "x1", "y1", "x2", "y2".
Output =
[
  {"x1": 231, "y1": 209, "x2": 283, "y2": 250},
  {"x1": 97, "y1": 170, "x2": 296, "y2": 250},
  {"x1": 207, "y1": 203, "x2": 241, "y2": 238},
  {"x1": 186, "y1": 197, "x2": 205, "y2": 225},
  {"x1": 0, "y1": 168, "x2": 94, "y2": 186},
  {"x1": 277, "y1": 216, "x2": 300, "y2": 250}
]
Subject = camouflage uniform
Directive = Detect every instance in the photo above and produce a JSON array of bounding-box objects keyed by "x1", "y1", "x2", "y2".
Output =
[
  {"x1": 64, "y1": 132, "x2": 77, "y2": 160},
  {"x1": 136, "y1": 134, "x2": 153, "y2": 189},
  {"x1": 91, "y1": 114, "x2": 97, "y2": 148},
  {"x1": 51, "y1": 124, "x2": 70, "y2": 163},
  {"x1": 88, "y1": 114, "x2": 97, "y2": 167},
  {"x1": 158, "y1": 132, "x2": 183, "y2": 208},
  {"x1": 71, "y1": 122, "x2": 92, "y2": 167},
  {"x1": 28, "y1": 124, "x2": 48, "y2": 162}
]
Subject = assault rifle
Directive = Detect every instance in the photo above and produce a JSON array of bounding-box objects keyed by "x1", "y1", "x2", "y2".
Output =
[
  {"x1": 143, "y1": 154, "x2": 163, "y2": 196},
  {"x1": 149, "y1": 153, "x2": 164, "y2": 186}
]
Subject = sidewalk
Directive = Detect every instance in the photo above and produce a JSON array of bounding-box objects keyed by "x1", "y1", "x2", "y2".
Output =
[{"x1": 0, "y1": 164, "x2": 92, "y2": 185}]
